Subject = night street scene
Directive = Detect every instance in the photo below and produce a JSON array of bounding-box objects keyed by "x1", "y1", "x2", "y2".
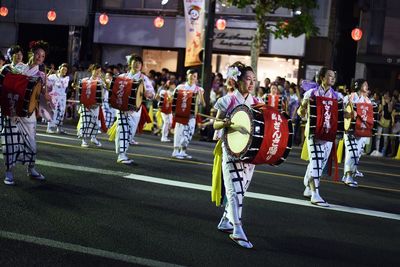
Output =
[{"x1": 0, "y1": 0, "x2": 399, "y2": 266}]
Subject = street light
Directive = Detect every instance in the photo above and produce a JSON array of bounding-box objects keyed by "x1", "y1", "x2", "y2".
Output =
[
  {"x1": 293, "y1": 8, "x2": 302, "y2": 16},
  {"x1": 47, "y1": 9, "x2": 56, "y2": 22},
  {"x1": 0, "y1": 6, "x2": 8, "y2": 17}
]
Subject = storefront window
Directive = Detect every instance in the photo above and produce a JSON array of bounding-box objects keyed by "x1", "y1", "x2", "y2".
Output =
[
  {"x1": 212, "y1": 54, "x2": 299, "y2": 84},
  {"x1": 101, "y1": 0, "x2": 179, "y2": 10},
  {"x1": 142, "y1": 49, "x2": 178, "y2": 73}
]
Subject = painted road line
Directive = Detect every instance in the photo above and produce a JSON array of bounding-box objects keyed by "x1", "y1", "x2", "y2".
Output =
[
  {"x1": 123, "y1": 173, "x2": 400, "y2": 222},
  {"x1": 34, "y1": 140, "x2": 400, "y2": 193},
  {"x1": 0, "y1": 230, "x2": 183, "y2": 267},
  {"x1": 37, "y1": 133, "x2": 400, "y2": 175},
  {"x1": 8, "y1": 155, "x2": 400, "y2": 221}
]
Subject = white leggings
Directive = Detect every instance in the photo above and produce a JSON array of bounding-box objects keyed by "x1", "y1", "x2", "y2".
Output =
[{"x1": 222, "y1": 143, "x2": 255, "y2": 224}]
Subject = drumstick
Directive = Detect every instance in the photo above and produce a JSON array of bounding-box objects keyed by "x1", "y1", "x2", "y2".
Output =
[
  {"x1": 198, "y1": 113, "x2": 251, "y2": 135},
  {"x1": 198, "y1": 113, "x2": 216, "y2": 120},
  {"x1": 197, "y1": 113, "x2": 226, "y2": 122}
]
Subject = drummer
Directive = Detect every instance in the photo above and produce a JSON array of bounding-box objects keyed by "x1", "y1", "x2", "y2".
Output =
[
  {"x1": 264, "y1": 82, "x2": 286, "y2": 112},
  {"x1": 113, "y1": 54, "x2": 154, "y2": 164},
  {"x1": 342, "y1": 79, "x2": 373, "y2": 187},
  {"x1": 298, "y1": 67, "x2": 343, "y2": 207},
  {"x1": 156, "y1": 80, "x2": 174, "y2": 142},
  {"x1": 1, "y1": 41, "x2": 48, "y2": 185},
  {"x1": 213, "y1": 61, "x2": 260, "y2": 249},
  {"x1": 3, "y1": 45, "x2": 28, "y2": 73},
  {"x1": 46, "y1": 63, "x2": 70, "y2": 134},
  {"x1": 77, "y1": 64, "x2": 106, "y2": 148},
  {"x1": 171, "y1": 69, "x2": 205, "y2": 159}
]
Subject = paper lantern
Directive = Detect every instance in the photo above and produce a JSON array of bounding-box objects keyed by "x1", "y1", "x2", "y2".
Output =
[
  {"x1": 0, "y1": 6, "x2": 8, "y2": 17},
  {"x1": 216, "y1": 18, "x2": 226, "y2": 31},
  {"x1": 99, "y1": 13, "x2": 109, "y2": 25},
  {"x1": 154, "y1": 16, "x2": 164, "y2": 28},
  {"x1": 47, "y1": 10, "x2": 56, "y2": 22},
  {"x1": 351, "y1": 28, "x2": 363, "y2": 41}
]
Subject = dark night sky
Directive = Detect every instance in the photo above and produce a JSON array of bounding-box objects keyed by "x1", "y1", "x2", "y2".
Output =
[{"x1": 18, "y1": 23, "x2": 69, "y2": 66}]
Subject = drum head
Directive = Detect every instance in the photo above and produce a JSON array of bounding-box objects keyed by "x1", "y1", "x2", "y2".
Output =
[
  {"x1": 344, "y1": 103, "x2": 353, "y2": 131},
  {"x1": 28, "y1": 80, "x2": 42, "y2": 114},
  {"x1": 226, "y1": 105, "x2": 252, "y2": 155}
]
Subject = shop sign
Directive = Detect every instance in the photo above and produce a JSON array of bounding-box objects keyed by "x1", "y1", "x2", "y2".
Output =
[{"x1": 213, "y1": 28, "x2": 268, "y2": 52}]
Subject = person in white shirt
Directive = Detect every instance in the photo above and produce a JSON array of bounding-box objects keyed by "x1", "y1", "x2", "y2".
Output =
[
  {"x1": 77, "y1": 64, "x2": 106, "y2": 148},
  {"x1": 213, "y1": 61, "x2": 259, "y2": 249},
  {"x1": 46, "y1": 63, "x2": 70, "y2": 133},
  {"x1": 114, "y1": 54, "x2": 154, "y2": 164},
  {"x1": 171, "y1": 69, "x2": 205, "y2": 159},
  {"x1": 298, "y1": 67, "x2": 343, "y2": 207},
  {"x1": 2, "y1": 41, "x2": 48, "y2": 185},
  {"x1": 342, "y1": 79, "x2": 373, "y2": 187},
  {"x1": 156, "y1": 80, "x2": 174, "y2": 142}
]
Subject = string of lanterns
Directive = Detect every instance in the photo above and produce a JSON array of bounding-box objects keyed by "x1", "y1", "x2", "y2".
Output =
[{"x1": 0, "y1": 5, "x2": 228, "y2": 31}]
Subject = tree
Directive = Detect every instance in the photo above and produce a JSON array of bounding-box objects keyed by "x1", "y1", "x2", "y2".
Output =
[{"x1": 221, "y1": 0, "x2": 319, "y2": 74}]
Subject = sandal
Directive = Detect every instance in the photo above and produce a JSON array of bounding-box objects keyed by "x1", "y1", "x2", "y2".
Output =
[
  {"x1": 229, "y1": 234, "x2": 253, "y2": 249},
  {"x1": 344, "y1": 181, "x2": 358, "y2": 188},
  {"x1": 117, "y1": 159, "x2": 134, "y2": 165},
  {"x1": 311, "y1": 200, "x2": 330, "y2": 207}
]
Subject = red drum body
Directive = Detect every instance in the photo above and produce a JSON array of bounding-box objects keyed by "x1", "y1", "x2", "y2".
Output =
[
  {"x1": 109, "y1": 76, "x2": 144, "y2": 111},
  {"x1": 223, "y1": 104, "x2": 293, "y2": 166},
  {"x1": 0, "y1": 67, "x2": 42, "y2": 117},
  {"x1": 265, "y1": 94, "x2": 283, "y2": 111},
  {"x1": 172, "y1": 89, "x2": 197, "y2": 125},
  {"x1": 158, "y1": 91, "x2": 172, "y2": 114},
  {"x1": 346, "y1": 102, "x2": 378, "y2": 137},
  {"x1": 80, "y1": 79, "x2": 103, "y2": 108},
  {"x1": 309, "y1": 96, "x2": 344, "y2": 141}
]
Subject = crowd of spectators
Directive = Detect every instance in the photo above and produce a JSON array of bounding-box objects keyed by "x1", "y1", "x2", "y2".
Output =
[{"x1": 1, "y1": 54, "x2": 397, "y2": 157}]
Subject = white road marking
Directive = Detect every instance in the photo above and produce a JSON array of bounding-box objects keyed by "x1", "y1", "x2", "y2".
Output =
[
  {"x1": 0, "y1": 230, "x2": 183, "y2": 267},
  {"x1": 29, "y1": 159, "x2": 400, "y2": 221},
  {"x1": 123, "y1": 174, "x2": 400, "y2": 221}
]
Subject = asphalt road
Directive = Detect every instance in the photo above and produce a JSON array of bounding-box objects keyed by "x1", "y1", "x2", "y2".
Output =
[{"x1": 0, "y1": 123, "x2": 399, "y2": 266}]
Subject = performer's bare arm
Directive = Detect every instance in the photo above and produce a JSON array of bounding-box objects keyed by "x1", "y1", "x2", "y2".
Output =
[
  {"x1": 199, "y1": 89, "x2": 206, "y2": 107},
  {"x1": 297, "y1": 100, "x2": 307, "y2": 117},
  {"x1": 213, "y1": 110, "x2": 230, "y2": 130},
  {"x1": 213, "y1": 110, "x2": 249, "y2": 134}
]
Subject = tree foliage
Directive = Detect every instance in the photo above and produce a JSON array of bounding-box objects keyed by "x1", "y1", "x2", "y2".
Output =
[{"x1": 221, "y1": 0, "x2": 319, "y2": 73}]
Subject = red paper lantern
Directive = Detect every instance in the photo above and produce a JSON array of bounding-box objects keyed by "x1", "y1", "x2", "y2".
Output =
[
  {"x1": 99, "y1": 13, "x2": 109, "y2": 25},
  {"x1": 216, "y1": 18, "x2": 226, "y2": 31},
  {"x1": 0, "y1": 6, "x2": 8, "y2": 17},
  {"x1": 47, "y1": 10, "x2": 56, "y2": 22},
  {"x1": 351, "y1": 28, "x2": 363, "y2": 41},
  {"x1": 154, "y1": 16, "x2": 164, "y2": 28}
]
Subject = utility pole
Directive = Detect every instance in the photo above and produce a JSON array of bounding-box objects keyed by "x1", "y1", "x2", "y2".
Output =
[{"x1": 201, "y1": 0, "x2": 216, "y2": 112}]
